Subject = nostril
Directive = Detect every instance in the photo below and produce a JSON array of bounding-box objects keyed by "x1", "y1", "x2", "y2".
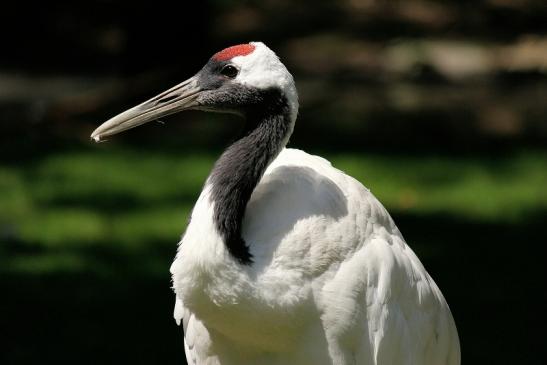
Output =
[{"x1": 156, "y1": 94, "x2": 178, "y2": 105}]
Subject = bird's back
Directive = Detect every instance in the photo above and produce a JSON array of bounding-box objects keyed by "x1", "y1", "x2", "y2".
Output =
[{"x1": 173, "y1": 148, "x2": 460, "y2": 365}]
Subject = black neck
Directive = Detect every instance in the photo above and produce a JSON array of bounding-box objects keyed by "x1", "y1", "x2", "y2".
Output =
[{"x1": 208, "y1": 89, "x2": 292, "y2": 264}]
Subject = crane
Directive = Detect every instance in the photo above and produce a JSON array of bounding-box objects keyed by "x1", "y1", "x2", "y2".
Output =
[{"x1": 91, "y1": 42, "x2": 460, "y2": 365}]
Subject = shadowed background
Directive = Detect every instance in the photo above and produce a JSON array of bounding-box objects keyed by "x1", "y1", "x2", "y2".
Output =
[{"x1": 1, "y1": 1, "x2": 546, "y2": 364}]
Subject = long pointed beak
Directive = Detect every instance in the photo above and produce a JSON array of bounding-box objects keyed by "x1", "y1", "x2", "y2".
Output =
[{"x1": 91, "y1": 76, "x2": 201, "y2": 142}]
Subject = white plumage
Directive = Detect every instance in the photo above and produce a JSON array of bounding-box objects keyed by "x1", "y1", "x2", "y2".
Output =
[
  {"x1": 91, "y1": 42, "x2": 460, "y2": 365},
  {"x1": 171, "y1": 149, "x2": 459, "y2": 365}
]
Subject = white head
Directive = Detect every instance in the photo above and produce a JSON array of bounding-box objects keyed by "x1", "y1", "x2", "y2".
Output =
[
  {"x1": 228, "y1": 42, "x2": 298, "y2": 118},
  {"x1": 91, "y1": 42, "x2": 298, "y2": 142}
]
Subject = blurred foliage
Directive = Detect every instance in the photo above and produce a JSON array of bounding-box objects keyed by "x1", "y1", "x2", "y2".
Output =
[{"x1": 2, "y1": 149, "x2": 546, "y2": 276}]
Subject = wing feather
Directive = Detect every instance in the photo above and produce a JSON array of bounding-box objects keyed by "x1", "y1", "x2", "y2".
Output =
[{"x1": 175, "y1": 297, "x2": 219, "y2": 365}]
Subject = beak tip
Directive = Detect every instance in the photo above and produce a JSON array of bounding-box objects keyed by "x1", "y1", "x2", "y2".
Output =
[{"x1": 90, "y1": 129, "x2": 102, "y2": 143}]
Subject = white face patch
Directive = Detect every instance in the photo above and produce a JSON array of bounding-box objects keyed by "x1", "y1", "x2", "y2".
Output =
[{"x1": 231, "y1": 42, "x2": 299, "y2": 122}]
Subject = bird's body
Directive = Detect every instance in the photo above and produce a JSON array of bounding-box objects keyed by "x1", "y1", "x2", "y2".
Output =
[
  {"x1": 172, "y1": 148, "x2": 459, "y2": 365},
  {"x1": 91, "y1": 42, "x2": 460, "y2": 365}
]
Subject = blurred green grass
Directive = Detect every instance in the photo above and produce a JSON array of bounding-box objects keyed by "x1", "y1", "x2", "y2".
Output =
[{"x1": 1, "y1": 148, "x2": 546, "y2": 274}]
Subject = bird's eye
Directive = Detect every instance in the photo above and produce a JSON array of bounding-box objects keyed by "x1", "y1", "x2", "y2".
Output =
[{"x1": 220, "y1": 65, "x2": 238, "y2": 78}]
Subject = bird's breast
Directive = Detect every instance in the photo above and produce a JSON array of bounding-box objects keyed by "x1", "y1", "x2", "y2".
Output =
[
  {"x1": 170, "y1": 182, "x2": 316, "y2": 351},
  {"x1": 170, "y1": 148, "x2": 400, "y2": 352}
]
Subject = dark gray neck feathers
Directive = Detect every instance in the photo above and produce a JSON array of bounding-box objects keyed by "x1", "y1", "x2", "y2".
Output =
[{"x1": 208, "y1": 87, "x2": 292, "y2": 264}]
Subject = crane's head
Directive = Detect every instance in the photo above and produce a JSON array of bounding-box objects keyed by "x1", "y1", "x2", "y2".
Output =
[{"x1": 91, "y1": 42, "x2": 298, "y2": 142}]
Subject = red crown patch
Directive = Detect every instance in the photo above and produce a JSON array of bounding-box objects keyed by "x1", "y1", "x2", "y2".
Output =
[{"x1": 213, "y1": 44, "x2": 256, "y2": 61}]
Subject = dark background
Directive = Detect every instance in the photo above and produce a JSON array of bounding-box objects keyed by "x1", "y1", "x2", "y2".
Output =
[{"x1": 1, "y1": 1, "x2": 546, "y2": 364}]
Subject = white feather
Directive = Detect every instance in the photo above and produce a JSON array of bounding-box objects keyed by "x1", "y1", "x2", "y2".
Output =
[
  {"x1": 232, "y1": 42, "x2": 299, "y2": 123},
  {"x1": 171, "y1": 148, "x2": 460, "y2": 365}
]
